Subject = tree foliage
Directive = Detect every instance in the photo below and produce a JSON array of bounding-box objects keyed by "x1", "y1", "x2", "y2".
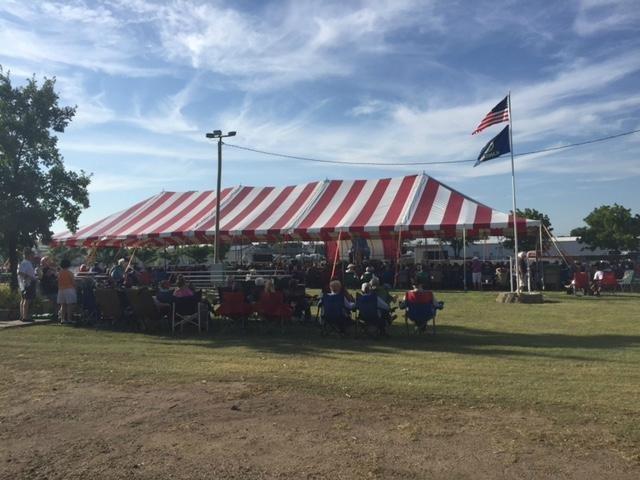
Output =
[
  {"x1": 0, "y1": 67, "x2": 90, "y2": 288},
  {"x1": 570, "y1": 204, "x2": 640, "y2": 252},
  {"x1": 181, "y1": 245, "x2": 215, "y2": 264},
  {"x1": 502, "y1": 208, "x2": 552, "y2": 252}
]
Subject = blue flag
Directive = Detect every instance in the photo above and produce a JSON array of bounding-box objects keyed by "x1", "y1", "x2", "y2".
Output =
[{"x1": 475, "y1": 125, "x2": 510, "y2": 167}]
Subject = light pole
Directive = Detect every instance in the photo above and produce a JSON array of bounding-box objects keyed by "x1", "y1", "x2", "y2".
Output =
[{"x1": 205, "y1": 129, "x2": 236, "y2": 264}]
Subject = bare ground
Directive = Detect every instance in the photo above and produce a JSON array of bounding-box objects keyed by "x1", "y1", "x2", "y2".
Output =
[{"x1": 1, "y1": 371, "x2": 638, "y2": 480}]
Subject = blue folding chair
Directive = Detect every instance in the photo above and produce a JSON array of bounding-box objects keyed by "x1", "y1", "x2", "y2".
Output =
[
  {"x1": 404, "y1": 297, "x2": 442, "y2": 336},
  {"x1": 355, "y1": 293, "x2": 385, "y2": 337},
  {"x1": 319, "y1": 293, "x2": 352, "y2": 335}
]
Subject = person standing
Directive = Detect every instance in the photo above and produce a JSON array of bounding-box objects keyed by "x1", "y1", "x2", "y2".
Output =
[
  {"x1": 39, "y1": 256, "x2": 59, "y2": 321},
  {"x1": 471, "y1": 256, "x2": 482, "y2": 290},
  {"x1": 57, "y1": 259, "x2": 77, "y2": 324},
  {"x1": 17, "y1": 248, "x2": 37, "y2": 322}
]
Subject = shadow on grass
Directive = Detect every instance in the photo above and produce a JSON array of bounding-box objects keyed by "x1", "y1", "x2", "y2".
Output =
[{"x1": 131, "y1": 319, "x2": 640, "y2": 363}]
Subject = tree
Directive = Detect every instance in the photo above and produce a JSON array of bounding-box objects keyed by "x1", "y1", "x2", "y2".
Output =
[
  {"x1": 181, "y1": 245, "x2": 215, "y2": 264},
  {"x1": 0, "y1": 67, "x2": 90, "y2": 289},
  {"x1": 442, "y1": 236, "x2": 472, "y2": 259},
  {"x1": 502, "y1": 208, "x2": 552, "y2": 253},
  {"x1": 570, "y1": 204, "x2": 640, "y2": 252}
]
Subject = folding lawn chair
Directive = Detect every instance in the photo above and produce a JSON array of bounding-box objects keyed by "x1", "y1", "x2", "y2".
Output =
[
  {"x1": 215, "y1": 291, "x2": 253, "y2": 331},
  {"x1": 403, "y1": 290, "x2": 441, "y2": 336},
  {"x1": 254, "y1": 291, "x2": 293, "y2": 333},
  {"x1": 600, "y1": 271, "x2": 619, "y2": 294},
  {"x1": 572, "y1": 272, "x2": 590, "y2": 296},
  {"x1": 355, "y1": 292, "x2": 384, "y2": 338},
  {"x1": 172, "y1": 296, "x2": 207, "y2": 334},
  {"x1": 318, "y1": 292, "x2": 353, "y2": 336},
  {"x1": 95, "y1": 288, "x2": 124, "y2": 326},
  {"x1": 618, "y1": 270, "x2": 634, "y2": 292},
  {"x1": 126, "y1": 288, "x2": 167, "y2": 332}
]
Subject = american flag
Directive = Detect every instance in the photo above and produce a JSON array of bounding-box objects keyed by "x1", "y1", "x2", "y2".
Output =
[{"x1": 471, "y1": 95, "x2": 509, "y2": 135}]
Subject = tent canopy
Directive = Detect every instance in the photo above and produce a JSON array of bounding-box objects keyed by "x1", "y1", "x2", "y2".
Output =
[{"x1": 51, "y1": 174, "x2": 540, "y2": 248}]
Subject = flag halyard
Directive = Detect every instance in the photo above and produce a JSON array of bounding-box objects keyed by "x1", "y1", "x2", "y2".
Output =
[{"x1": 471, "y1": 95, "x2": 509, "y2": 135}]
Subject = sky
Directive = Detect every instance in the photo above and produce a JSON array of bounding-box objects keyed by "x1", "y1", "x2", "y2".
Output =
[{"x1": 1, "y1": 0, "x2": 639, "y2": 236}]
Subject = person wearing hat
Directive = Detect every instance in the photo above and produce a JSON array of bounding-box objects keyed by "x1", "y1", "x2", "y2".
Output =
[
  {"x1": 361, "y1": 265, "x2": 375, "y2": 283},
  {"x1": 344, "y1": 263, "x2": 360, "y2": 289},
  {"x1": 471, "y1": 256, "x2": 482, "y2": 290}
]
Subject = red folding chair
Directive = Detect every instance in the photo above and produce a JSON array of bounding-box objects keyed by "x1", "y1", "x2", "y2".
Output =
[
  {"x1": 254, "y1": 291, "x2": 293, "y2": 332},
  {"x1": 215, "y1": 291, "x2": 253, "y2": 330},
  {"x1": 600, "y1": 271, "x2": 619, "y2": 294},
  {"x1": 572, "y1": 272, "x2": 589, "y2": 296}
]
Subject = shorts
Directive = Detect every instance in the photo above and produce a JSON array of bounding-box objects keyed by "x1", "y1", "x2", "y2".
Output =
[
  {"x1": 57, "y1": 288, "x2": 77, "y2": 305},
  {"x1": 472, "y1": 272, "x2": 482, "y2": 284},
  {"x1": 21, "y1": 283, "x2": 36, "y2": 300}
]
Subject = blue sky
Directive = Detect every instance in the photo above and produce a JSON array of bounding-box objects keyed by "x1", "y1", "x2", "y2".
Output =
[{"x1": 1, "y1": 0, "x2": 639, "y2": 236}]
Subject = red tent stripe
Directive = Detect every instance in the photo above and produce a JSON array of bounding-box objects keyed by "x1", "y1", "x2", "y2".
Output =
[
  {"x1": 69, "y1": 198, "x2": 151, "y2": 240},
  {"x1": 242, "y1": 185, "x2": 295, "y2": 232},
  {"x1": 440, "y1": 191, "x2": 465, "y2": 229},
  {"x1": 152, "y1": 191, "x2": 214, "y2": 234},
  {"x1": 222, "y1": 187, "x2": 275, "y2": 232},
  {"x1": 102, "y1": 192, "x2": 184, "y2": 237},
  {"x1": 323, "y1": 180, "x2": 366, "y2": 229},
  {"x1": 90, "y1": 192, "x2": 174, "y2": 238},
  {"x1": 408, "y1": 177, "x2": 439, "y2": 227},
  {"x1": 69, "y1": 197, "x2": 150, "y2": 239},
  {"x1": 349, "y1": 178, "x2": 390, "y2": 228},
  {"x1": 270, "y1": 182, "x2": 319, "y2": 231},
  {"x1": 297, "y1": 181, "x2": 342, "y2": 230},
  {"x1": 380, "y1": 175, "x2": 417, "y2": 228},
  {"x1": 197, "y1": 186, "x2": 252, "y2": 232},
  {"x1": 168, "y1": 191, "x2": 226, "y2": 233},
  {"x1": 113, "y1": 191, "x2": 200, "y2": 236},
  {"x1": 473, "y1": 204, "x2": 493, "y2": 228},
  {"x1": 120, "y1": 192, "x2": 200, "y2": 236}
]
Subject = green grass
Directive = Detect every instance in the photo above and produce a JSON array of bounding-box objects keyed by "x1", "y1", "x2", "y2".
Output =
[{"x1": 1, "y1": 290, "x2": 639, "y2": 446}]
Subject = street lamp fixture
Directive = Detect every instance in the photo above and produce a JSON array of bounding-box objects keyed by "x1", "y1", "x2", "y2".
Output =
[{"x1": 205, "y1": 129, "x2": 237, "y2": 264}]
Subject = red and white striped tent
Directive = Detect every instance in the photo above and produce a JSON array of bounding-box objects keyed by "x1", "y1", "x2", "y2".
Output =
[{"x1": 51, "y1": 174, "x2": 540, "y2": 248}]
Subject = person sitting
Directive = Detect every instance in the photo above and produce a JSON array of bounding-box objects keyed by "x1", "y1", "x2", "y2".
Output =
[
  {"x1": 344, "y1": 264, "x2": 360, "y2": 289},
  {"x1": 319, "y1": 280, "x2": 354, "y2": 335},
  {"x1": 361, "y1": 265, "x2": 375, "y2": 283},
  {"x1": 109, "y1": 258, "x2": 126, "y2": 286},
  {"x1": 357, "y1": 282, "x2": 391, "y2": 337},
  {"x1": 255, "y1": 279, "x2": 292, "y2": 322},
  {"x1": 369, "y1": 277, "x2": 396, "y2": 325},
  {"x1": 173, "y1": 275, "x2": 194, "y2": 298},
  {"x1": 402, "y1": 279, "x2": 441, "y2": 332}
]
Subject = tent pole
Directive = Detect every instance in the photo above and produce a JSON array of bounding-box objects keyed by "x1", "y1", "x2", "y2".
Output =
[
  {"x1": 330, "y1": 231, "x2": 342, "y2": 279},
  {"x1": 125, "y1": 247, "x2": 138, "y2": 271},
  {"x1": 539, "y1": 223, "x2": 545, "y2": 291},
  {"x1": 462, "y1": 228, "x2": 467, "y2": 292},
  {"x1": 163, "y1": 242, "x2": 167, "y2": 271},
  {"x1": 394, "y1": 229, "x2": 403, "y2": 288},
  {"x1": 509, "y1": 256, "x2": 514, "y2": 292}
]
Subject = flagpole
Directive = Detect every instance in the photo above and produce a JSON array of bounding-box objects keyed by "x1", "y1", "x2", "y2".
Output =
[{"x1": 507, "y1": 91, "x2": 520, "y2": 292}]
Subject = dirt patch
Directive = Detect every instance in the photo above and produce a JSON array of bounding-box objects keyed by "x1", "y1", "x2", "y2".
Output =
[{"x1": 1, "y1": 372, "x2": 638, "y2": 480}]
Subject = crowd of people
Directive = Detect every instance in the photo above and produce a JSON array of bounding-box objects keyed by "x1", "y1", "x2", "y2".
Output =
[{"x1": 8, "y1": 246, "x2": 638, "y2": 325}]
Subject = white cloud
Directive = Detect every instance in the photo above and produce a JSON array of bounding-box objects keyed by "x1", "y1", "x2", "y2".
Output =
[
  {"x1": 574, "y1": 0, "x2": 640, "y2": 36},
  {"x1": 0, "y1": 1, "x2": 167, "y2": 77}
]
